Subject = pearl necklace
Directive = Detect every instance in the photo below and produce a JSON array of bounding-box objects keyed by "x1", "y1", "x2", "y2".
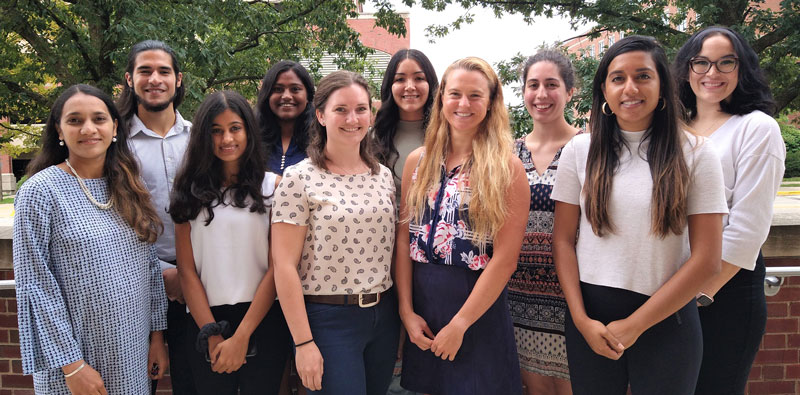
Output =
[{"x1": 64, "y1": 159, "x2": 113, "y2": 210}]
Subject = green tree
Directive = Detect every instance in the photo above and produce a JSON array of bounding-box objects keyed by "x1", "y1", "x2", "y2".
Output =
[
  {"x1": 0, "y1": 0, "x2": 406, "y2": 152},
  {"x1": 408, "y1": 0, "x2": 800, "y2": 116}
]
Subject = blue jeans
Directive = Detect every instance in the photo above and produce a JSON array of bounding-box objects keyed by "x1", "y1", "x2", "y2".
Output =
[{"x1": 304, "y1": 291, "x2": 399, "y2": 395}]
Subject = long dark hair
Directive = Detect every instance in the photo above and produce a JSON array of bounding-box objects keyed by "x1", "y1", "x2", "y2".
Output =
[
  {"x1": 673, "y1": 26, "x2": 775, "y2": 119},
  {"x1": 255, "y1": 61, "x2": 315, "y2": 159},
  {"x1": 117, "y1": 40, "x2": 185, "y2": 120},
  {"x1": 27, "y1": 84, "x2": 163, "y2": 243},
  {"x1": 307, "y1": 70, "x2": 379, "y2": 175},
  {"x1": 372, "y1": 49, "x2": 438, "y2": 172},
  {"x1": 585, "y1": 36, "x2": 689, "y2": 238},
  {"x1": 169, "y1": 91, "x2": 268, "y2": 225}
]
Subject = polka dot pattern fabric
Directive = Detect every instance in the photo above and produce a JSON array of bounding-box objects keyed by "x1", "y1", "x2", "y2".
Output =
[{"x1": 13, "y1": 166, "x2": 168, "y2": 394}]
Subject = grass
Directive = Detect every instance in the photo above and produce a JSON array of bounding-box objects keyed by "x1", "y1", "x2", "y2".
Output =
[
  {"x1": 0, "y1": 197, "x2": 13, "y2": 204},
  {"x1": 781, "y1": 177, "x2": 800, "y2": 187}
]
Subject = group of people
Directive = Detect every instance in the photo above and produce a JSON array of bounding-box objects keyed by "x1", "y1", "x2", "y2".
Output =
[{"x1": 13, "y1": 24, "x2": 784, "y2": 395}]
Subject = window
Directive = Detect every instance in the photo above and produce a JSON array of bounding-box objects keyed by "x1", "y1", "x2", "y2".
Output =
[{"x1": 598, "y1": 41, "x2": 605, "y2": 55}]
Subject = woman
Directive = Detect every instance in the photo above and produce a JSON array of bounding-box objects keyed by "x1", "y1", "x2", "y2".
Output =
[
  {"x1": 397, "y1": 57, "x2": 530, "y2": 395},
  {"x1": 256, "y1": 60, "x2": 316, "y2": 174},
  {"x1": 373, "y1": 49, "x2": 439, "y2": 193},
  {"x1": 509, "y1": 49, "x2": 579, "y2": 395},
  {"x1": 169, "y1": 91, "x2": 290, "y2": 394},
  {"x1": 13, "y1": 84, "x2": 168, "y2": 394},
  {"x1": 674, "y1": 27, "x2": 785, "y2": 394},
  {"x1": 272, "y1": 70, "x2": 399, "y2": 395},
  {"x1": 551, "y1": 36, "x2": 728, "y2": 394}
]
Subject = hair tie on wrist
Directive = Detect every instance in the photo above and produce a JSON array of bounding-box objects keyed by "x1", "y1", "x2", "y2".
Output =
[
  {"x1": 295, "y1": 338, "x2": 314, "y2": 348},
  {"x1": 64, "y1": 362, "x2": 86, "y2": 378},
  {"x1": 195, "y1": 321, "x2": 231, "y2": 355}
]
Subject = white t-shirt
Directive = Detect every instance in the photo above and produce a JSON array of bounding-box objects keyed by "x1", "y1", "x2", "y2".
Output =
[
  {"x1": 707, "y1": 111, "x2": 785, "y2": 270},
  {"x1": 189, "y1": 172, "x2": 278, "y2": 307},
  {"x1": 551, "y1": 130, "x2": 728, "y2": 296}
]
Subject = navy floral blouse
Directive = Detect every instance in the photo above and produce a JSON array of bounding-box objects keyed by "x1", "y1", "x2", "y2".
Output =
[{"x1": 408, "y1": 161, "x2": 493, "y2": 270}]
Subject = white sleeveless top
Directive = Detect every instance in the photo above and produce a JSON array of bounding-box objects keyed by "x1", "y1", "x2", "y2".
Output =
[{"x1": 189, "y1": 172, "x2": 277, "y2": 307}]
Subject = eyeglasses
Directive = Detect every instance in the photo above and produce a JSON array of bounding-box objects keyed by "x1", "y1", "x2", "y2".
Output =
[{"x1": 689, "y1": 56, "x2": 739, "y2": 74}]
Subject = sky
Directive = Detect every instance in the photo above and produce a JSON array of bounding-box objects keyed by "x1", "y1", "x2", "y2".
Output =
[{"x1": 363, "y1": 1, "x2": 589, "y2": 104}]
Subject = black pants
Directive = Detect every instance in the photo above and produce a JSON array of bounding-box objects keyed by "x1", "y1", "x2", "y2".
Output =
[
  {"x1": 565, "y1": 282, "x2": 702, "y2": 395},
  {"x1": 163, "y1": 300, "x2": 198, "y2": 395},
  {"x1": 186, "y1": 302, "x2": 291, "y2": 395},
  {"x1": 695, "y1": 252, "x2": 767, "y2": 395}
]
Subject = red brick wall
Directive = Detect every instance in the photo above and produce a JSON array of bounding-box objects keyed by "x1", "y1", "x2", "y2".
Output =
[{"x1": 747, "y1": 259, "x2": 800, "y2": 394}]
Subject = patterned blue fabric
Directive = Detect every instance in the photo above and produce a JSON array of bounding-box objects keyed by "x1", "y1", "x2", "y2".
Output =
[
  {"x1": 13, "y1": 166, "x2": 168, "y2": 394},
  {"x1": 408, "y1": 163, "x2": 492, "y2": 270},
  {"x1": 266, "y1": 135, "x2": 306, "y2": 175}
]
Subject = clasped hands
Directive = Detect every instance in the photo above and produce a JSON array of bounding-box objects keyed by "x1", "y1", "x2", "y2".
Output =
[
  {"x1": 403, "y1": 312, "x2": 469, "y2": 361},
  {"x1": 577, "y1": 317, "x2": 643, "y2": 360}
]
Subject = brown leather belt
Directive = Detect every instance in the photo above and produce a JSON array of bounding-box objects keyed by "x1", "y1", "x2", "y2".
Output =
[{"x1": 304, "y1": 290, "x2": 386, "y2": 308}]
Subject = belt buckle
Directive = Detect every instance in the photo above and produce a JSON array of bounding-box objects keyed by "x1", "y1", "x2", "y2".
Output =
[{"x1": 358, "y1": 292, "x2": 380, "y2": 308}]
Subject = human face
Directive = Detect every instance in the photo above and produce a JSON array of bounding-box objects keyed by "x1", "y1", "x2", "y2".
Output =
[
  {"x1": 391, "y1": 59, "x2": 430, "y2": 121},
  {"x1": 125, "y1": 50, "x2": 182, "y2": 113},
  {"x1": 211, "y1": 109, "x2": 247, "y2": 167},
  {"x1": 268, "y1": 70, "x2": 308, "y2": 123},
  {"x1": 602, "y1": 51, "x2": 661, "y2": 132},
  {"x1": 57, "y1": 93, "x2": 118, "y2": 164},
  {"x1": 316, "y1": 84, "x2": 371, "y2": 149},
  {"x1": 523, "y1": 61, "x2": 574, "y2": 125},
  {"x1": 442, "y1": 69, "x2": 490, "y2": 137},
  {"x1": 688, "y1": 34, "x2": 739, "y2": 108}
]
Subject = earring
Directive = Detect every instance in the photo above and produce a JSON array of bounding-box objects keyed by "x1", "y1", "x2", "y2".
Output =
[
  {"x1": 59, "y1": 140, "x2": 65, "y2": 146},
  {"x1": 112, "y1": 137, "x2": 117, "y2": 143},
  {"x1": 659, "y1": 98, "x2": 667, "y2": 111},
  {"x1": 602, "y1": 102, "x2": 613, "y2": 116}
]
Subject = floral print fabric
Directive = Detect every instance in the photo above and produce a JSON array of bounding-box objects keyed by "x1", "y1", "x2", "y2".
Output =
[{"x1": 409, "y1": 162, "x2": 492, "y2": 270}]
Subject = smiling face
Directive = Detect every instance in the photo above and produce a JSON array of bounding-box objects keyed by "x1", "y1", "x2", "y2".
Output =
[
  {"x1": 268, "y1": 69, "x2": 309, "y2": 123},
  {"x1": 125, "y1": 49, "x2": 182, "y2": 113},
  {"x1": 391, "y1": 59, "x2": 430, "y2": 121},
  {"x1": 316, "y1": 84, "x2": 371, "y2": 149},
  {"x1": 211, "y1": 109, "x2": 247, "y2": 169},
  {"x1": 602, "y1": 51, "x2": 661, "y2": 131},
  {"x1": 523, "y1": 61, "x2": 574, "y2": 125},
  {"x1": 688, "y1": 34, "x2": 739, "y2": 108},
  {"x1": 441, "y1": 69, "x2": 491, "y2": 137},
  {"x1": 57, "y1": 92, "x2": 118, "y2": 164}
]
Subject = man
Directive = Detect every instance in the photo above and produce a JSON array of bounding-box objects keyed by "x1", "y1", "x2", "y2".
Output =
[{"x1": 118, "y1": 40, "x2": 196, "y2": 395}]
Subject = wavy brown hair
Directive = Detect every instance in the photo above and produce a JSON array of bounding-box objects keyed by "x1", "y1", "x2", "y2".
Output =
[
  {"x1": 28, "y1": 84, "x2": 162, "y2": 243},
  {"x1": 585, "y1": 36, "x2": 689, "y2": 238},
  {"x1": 307, "y1": 70, "x2": 379, "y2": 174},
  {"x1": 406, "y1": 57, "x2": 514, "y2": 246}
]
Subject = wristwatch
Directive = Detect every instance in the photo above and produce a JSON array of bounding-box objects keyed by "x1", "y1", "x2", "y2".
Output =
[{"x1": 697, "y1": 292, "x2": 714, "y2": 307}]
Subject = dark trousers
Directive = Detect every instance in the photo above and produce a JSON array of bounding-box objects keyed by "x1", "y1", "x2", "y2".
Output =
[
  {"x1": 303, "y1": 291, "x2": 399, "y2": 395},
  {"x1": 186, "y1": 302, "x2": 291, "y2": 395},
  {"x1": 565, "y1": 282, "x2": 702, "y2": 395},
  {"x1": 695, "y1": 252, "x2": 767, "y2": 395},
  {"x1": 164, "y1": 300, "x2": 198, "y2": 395}
]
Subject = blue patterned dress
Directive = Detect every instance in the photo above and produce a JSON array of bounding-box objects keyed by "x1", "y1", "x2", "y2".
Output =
[
  {"x1": 401, "y1": 161, "x2": 522, "y2": 395},
  {"x1": 13, "y1": 166, "x2": 168, "y2": 394},
  {"x1": 507, "y1": 136, "x2": 576, "y2": 380}
]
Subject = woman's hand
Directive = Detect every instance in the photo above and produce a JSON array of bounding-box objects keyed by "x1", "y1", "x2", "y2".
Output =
[
  {"x1": 606, "y1": 318, "x2": 644, "y2": 350},
  {"x1": 148, "y1": 332, "x2": 169, "y2": 379},
  {"x1": 295, "y1": 342, "x2": 324, "y2": 391},
  {"x1": 206, "y1": 334, "x2": 224, "y2": 365},
  {"x1": 63, "y1": 360, "x2": 107, "y2": 395},
  {"x1": 575, "y1": 318, "x2": 625, "y2": 360},
  {"x1": 211, "y1": 334, "x2": 248, "y2": 373},
  {"x1": 400, "y1": 311, "x2": 434, "y2": 351},
  {"x1": 430, "y1": 316, "x2": 468, "y2": 361}
]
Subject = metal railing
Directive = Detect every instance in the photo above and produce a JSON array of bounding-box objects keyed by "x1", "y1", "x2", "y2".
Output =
[{"x1": 0, "y1": 268, "x2": 798, "y2": 294}]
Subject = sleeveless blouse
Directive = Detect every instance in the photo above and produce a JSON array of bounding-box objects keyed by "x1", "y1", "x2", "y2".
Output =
[{"x1": 408, "y1": 160, "x2": 492, "y2": 270}]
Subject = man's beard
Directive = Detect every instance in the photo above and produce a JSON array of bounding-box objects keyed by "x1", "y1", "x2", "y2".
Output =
[{"x1": 135, "y1": 90, "x2": 177, "y2": 113}]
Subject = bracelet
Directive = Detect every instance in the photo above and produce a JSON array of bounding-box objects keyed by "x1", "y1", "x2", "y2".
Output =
[
  {"x1": 294, "y1": 338, "x2": 314, "y2": 348},
  {"x1": 64, "y1": 362, "x2": 86, "y2": 378}
]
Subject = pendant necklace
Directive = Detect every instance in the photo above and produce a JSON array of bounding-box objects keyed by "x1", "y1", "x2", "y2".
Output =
[{"x1": 64, "y1": 159, "x2": 113, "y2": 210}]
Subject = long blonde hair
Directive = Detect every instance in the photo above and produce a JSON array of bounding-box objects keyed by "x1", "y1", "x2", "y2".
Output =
[{"x1": 406, "y1": 57, "x2": 513, "y2": 245}]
